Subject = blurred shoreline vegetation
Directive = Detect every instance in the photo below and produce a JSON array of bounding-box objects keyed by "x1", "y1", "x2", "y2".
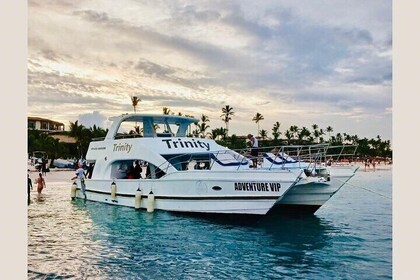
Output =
[{"x1": 28, "y1": 105, "x2": 391, "y2": 160}]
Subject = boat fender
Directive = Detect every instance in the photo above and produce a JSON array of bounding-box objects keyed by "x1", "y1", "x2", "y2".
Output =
[
  {"x1": 147, "y1": 191, "x2": 155, "y2": 213},
  {"x1": 111, "y1": 181, "x2": 117, "y2": 202},
  {"x1": 135, "y1": 188, "x2": 142, "y2": 210},
  {"x1": 71, "y1": 181, "x2": 77, "y2": 200}
]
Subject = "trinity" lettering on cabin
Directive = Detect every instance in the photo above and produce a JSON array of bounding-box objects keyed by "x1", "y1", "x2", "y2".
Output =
[{"x1": 162, "y1": 139, "x2": 210, "y2": 151}]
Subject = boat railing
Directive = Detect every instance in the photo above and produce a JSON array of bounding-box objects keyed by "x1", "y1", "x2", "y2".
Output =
[
  {"x1": 323, "y1": 144, "x2": 358, "y2": 166},
  {"x1": 232, "y1": 144, "x2": 329, "y2": 171},
  {"x1": 111, "y1": 144, "x2": 358, "y2": 179},
  {"x1": 153, "y1": 144, "x2": 335, "y2": 176},
  {"x1": 232, "y1": 143, "x2": 358, "y2": 170},
  {"x1": 92, "y1": 133, "x2": 144, "y2": 142}
]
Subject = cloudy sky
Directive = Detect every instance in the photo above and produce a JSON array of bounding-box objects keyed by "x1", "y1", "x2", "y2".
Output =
[{"x1": 28, "y1": 0, "x2": 392, "y2": 140}]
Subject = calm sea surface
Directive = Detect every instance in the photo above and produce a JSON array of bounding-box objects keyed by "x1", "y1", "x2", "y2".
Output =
[{"x1": 28, "y1": 168, "x2": 392, "y2": 279}]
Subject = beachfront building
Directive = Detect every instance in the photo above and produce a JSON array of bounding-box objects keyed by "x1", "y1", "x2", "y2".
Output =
[
  {"x1": 28, "y1": 116, "x2": 65, "y2": 132},
  {"x1": 28, "y1": 116, "x2": 78, "y2": 163}
]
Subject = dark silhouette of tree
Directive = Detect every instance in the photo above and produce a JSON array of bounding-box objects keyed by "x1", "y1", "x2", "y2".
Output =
[
  {"x1": 221, "y1": 105, "x2": 234, "y2": 137},
  {"x1": 252, "y1": 113, "x2": 264, "y2": 136}
]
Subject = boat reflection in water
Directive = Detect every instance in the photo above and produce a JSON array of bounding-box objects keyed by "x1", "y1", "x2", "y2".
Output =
[{"x1": 71, "y1": 198, "x2": 337, "y2": 278}]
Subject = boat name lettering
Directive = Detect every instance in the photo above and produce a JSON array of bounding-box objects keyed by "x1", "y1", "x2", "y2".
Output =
[
  {"x1": 113, "y1": 143, "x2": 132, "y2": 153},
  {"x1": 162, "y1": 139, "x2": 210, "y2": 151},
  {"x1": 234, "y1": 182, "x2": 281, "y2": 192},
  {"x1": 91, "y1": 147, "x2": 106, "y2": 150}
]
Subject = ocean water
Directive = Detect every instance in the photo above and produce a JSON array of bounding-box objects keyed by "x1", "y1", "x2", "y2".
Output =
[{"x1": 28, "y1": 168, "x2": 392, "y2": 279}]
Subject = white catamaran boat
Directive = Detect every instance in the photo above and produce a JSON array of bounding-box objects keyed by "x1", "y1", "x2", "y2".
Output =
[
  {"x1": 71, "y1": 114, "x2": 305, "y2": 215},
  {"x1": 255, "y1": 145, "x2": 359, "y2": 213}
]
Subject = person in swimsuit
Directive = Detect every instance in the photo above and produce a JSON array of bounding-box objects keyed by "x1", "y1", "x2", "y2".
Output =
[{"x1": 36, "y1": 173, "x2": 46, "y2": 195}]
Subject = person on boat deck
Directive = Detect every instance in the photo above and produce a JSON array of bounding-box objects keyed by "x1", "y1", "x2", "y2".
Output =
[
  {"x1": 247, "y1": 134, "x2": 259, "y2": 168},
  {"x1": 85, "y1": 162, "x2": 94, "y2": 179},
  {"x1": 36, "y1": 173, "x2": 46, "y2": 195},
  {"x1": 126, "y1": 165, "x2": 135, "y2": 179},
  {"x1": 133, "y1": 160, "x2": 142, "y2": 179},
  {"x1": 72, "y1": 163, "x2": 87, "y2": 199}
]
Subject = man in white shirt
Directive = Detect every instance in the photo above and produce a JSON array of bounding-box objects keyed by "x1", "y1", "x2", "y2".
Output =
[
  {"x1": 247, "y1": 134, "x2": 259, "y2": 168},
  {"x1": 71, "y1": 163, "x2": 87, "y2": 199}
]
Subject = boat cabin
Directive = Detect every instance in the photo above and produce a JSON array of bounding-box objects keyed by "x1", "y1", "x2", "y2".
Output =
[{"x1": 85, "y1": 114, "x2": 251, "y2": 180}]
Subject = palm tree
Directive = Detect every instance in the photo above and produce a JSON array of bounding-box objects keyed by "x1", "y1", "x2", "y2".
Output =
[
  {"x1": 211, "y1": 127, "x2": 227, "y2": 140},
  {"x1": 221, "y1": 105, "x2": 234, "y2": 137},
  {"x1": 131, "y1": 96, "x2": 141, "y2": 113},
  {"x1": 162, "y1": 107, "x2": 172, "y2": 115},
  {"x1": 336, "y1": 133, "x2": 343, "y2": 144},
  {"x1": 289, "y1": 125, "x2": 299, "y2": 140},
  {"x1": 210, "y1": 128, "x2": 219, "y2": 140},
  {"x1": 272, "y1": 122, "x2": 281, "y2": 141},
  {"x1": 252, "y1": 113, "x2": 264, "y2": 136},
  {"x1": 298, "y1": 126, "x2": 311, "y2": 143},
  {"x1": 69, "y1": 120, "x2": 85, "y2": 141},
  {"x1": 326, "y1": 126, "x2": 333, "y2": 140},
  {"x1": 259, "y1": 129, "x2": 268, "y2": 140},
  {"x1": 199, "y1": 114, "x2": 210, "y2": 138},
  {"x1": 312, "y1": 124, "x2": 319, "y2": 143},
  {"x1": 130, "y1": 96, "x2": 141, "y2": 132},
  {"x1": 284, "y1": 130, "x2": 293, "y2": 144},
  {"x1": 319, "y1": 128, "x2": 325, "y2": 141}
]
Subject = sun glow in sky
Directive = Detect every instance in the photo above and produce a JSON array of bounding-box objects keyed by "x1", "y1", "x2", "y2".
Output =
[{"x1": 28, "y1": 0, "x2": 392, "y2": 141}]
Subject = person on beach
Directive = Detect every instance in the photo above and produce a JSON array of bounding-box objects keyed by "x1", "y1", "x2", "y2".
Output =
[
  {"x1": 28, "y1": 172, "x2": 33, "y2": 200},
  {"x1": 41, "y1": 158, "x2": 48, "y2": 176},
  {"x1": 247, "y1": 134, "x2": 259, "y2": 168},
  {"x1": 72, "y1": 163, "x2": 87, "y2": 199},
  {"x1": 36, "y1": 173, "x2": 46, "y2": 195},
  {"x1": 372, "y1": 158, "x2": 376, "y2": 171}
]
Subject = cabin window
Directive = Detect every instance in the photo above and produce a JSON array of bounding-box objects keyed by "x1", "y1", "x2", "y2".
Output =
[
  {"x1": 161, "y1": 153, "x2": 212, "y2": 171},
  {"x1": 110, "y1": 160, "x2": 133, "y2": 179},
  {"x1": 144, "y1": 162, "x2": 165, "y2": 179},
  {"x1": 111, "y1": 159, "x2": 155, "y2": 179}
]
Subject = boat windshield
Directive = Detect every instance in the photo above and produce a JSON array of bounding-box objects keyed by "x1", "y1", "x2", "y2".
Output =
[{"x1": 161, "y1": 150, "x2": 248, "y2": 171}]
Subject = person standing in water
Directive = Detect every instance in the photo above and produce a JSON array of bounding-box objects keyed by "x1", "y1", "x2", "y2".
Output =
[
  {"x1": 36, "y1": 173, "x2": 46, "y2": 195},
  {"x1": 72, "y1": 163, "x2": 87, "y2": 199},
  {"x1": 27, "y1": 171, "x2": 33, "y2": 200}
]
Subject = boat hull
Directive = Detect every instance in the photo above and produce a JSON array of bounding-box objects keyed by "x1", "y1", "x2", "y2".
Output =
[
  {"x1": 274, "y1": 167, "x2": 358, "y2": 214},
  {"x1": 73, "y1": 170, "x2": 301, "y2": 215}
]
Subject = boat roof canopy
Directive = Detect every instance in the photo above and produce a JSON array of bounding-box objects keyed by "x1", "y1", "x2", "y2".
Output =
[{"x1": 106, "y1": 113, "x2": 199, "y2": 139}]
